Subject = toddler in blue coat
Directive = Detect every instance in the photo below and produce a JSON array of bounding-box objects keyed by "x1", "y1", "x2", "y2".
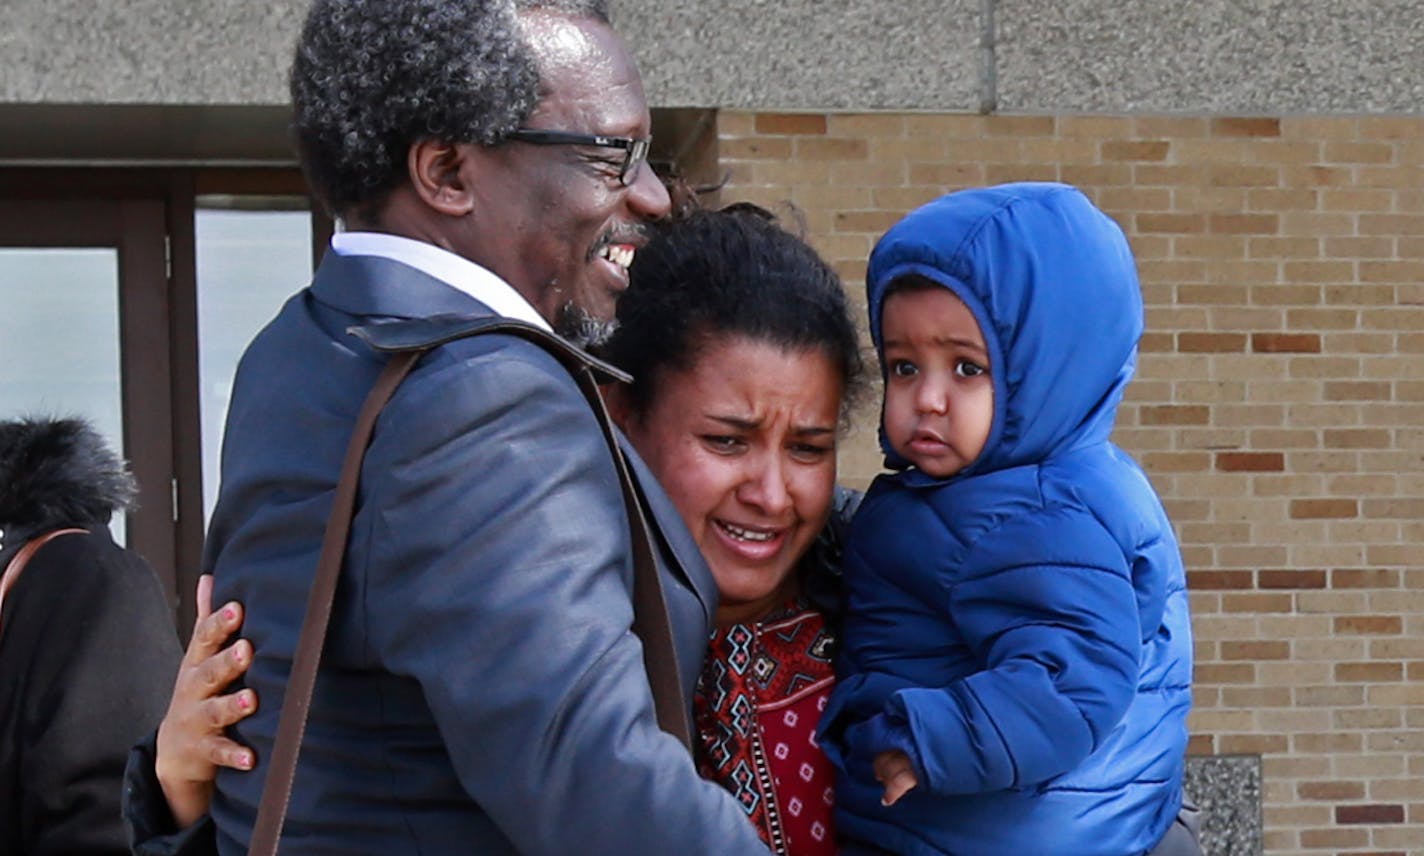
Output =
[{"x1": 821, "y1": 183, "x2": 1196, "y2": 856}]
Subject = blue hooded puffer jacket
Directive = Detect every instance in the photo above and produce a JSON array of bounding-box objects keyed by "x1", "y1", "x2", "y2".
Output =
[{"x1": 820, "y1": 183, "x2": 1193, "y2": 856}]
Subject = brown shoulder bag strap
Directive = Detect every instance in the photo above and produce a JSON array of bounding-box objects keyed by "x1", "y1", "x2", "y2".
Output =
[
  {"x1": 0, "y1": 528, "x2": 89, "y2": 638},
  {"x1": 567, "y1": 361, "x2": 691, "y2": 748},
  {"x1": 247, "y1": 349, "x2": 420, "y2": 856}
]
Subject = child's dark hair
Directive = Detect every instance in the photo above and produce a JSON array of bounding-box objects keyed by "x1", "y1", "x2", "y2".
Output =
[{"x1": 599, "y1": 204, "x2": 865, "y2": 424}]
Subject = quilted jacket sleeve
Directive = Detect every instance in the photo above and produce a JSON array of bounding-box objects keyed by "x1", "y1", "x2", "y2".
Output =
[
  {"x1": 360, "y1": 342, "x2": 768, "y2": 856},
  {"x1": 875, "y1": 509, "x2": 1141, "y2": 795}
]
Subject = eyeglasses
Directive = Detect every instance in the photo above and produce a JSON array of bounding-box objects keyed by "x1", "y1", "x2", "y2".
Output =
[{"x1": 504, "y1": 128, "x2": 652, "y2": 187}]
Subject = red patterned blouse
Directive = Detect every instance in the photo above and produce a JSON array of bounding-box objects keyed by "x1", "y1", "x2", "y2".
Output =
[{"x1": 695, "y1": 599, "x2": 839, "y2": 856}]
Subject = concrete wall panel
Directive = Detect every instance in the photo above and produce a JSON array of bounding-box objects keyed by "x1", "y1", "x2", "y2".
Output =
[
  {"x1": 0, "y1": 0, "x2": 303, "y2": 105},
  {"x1": 5, "y1": 1, "x2": 1423, "y2": 114},
  {"x1": 612, "y1": 0, "x2": 984, "y2": 110},
  {"x1": 997, "y1": 0, "x2": 1424, "y2": 114}
]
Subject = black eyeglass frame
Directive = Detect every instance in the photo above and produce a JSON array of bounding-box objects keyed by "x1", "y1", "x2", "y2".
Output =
[{"x1": 504, "y1": 128, "x2": 652, "y2": 186}]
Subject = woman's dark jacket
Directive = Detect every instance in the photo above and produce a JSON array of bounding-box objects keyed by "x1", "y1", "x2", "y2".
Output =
[{"x1": 0, "y1": 418, "x2": 182, "y2": 855}]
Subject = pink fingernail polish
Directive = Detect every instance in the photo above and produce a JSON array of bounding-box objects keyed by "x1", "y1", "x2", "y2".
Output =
[
  {"x1": 222, "y1": 605, "x2": 237, "y2": 621},
  {"x1": 237, "y1": 693, "x2": 251, "y2": 710}
]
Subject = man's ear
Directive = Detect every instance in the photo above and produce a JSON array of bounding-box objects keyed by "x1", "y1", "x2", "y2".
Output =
[{"x1": 407, "y1": 139, "x2": 482, "y2": 217}]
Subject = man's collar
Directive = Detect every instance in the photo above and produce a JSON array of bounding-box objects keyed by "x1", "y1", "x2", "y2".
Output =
[{"x1": 330, "y1": 231, "x2": 552, "y2": 332}]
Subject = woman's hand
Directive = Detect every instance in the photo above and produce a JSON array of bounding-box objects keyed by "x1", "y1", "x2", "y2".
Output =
[{"x1": 154, "y1": 574, "x2": 258, "y2": 828}]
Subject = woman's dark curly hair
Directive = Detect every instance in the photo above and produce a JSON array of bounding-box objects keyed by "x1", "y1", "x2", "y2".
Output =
[
  {"x1": 599, "y1": 204, "x2": 867, "y2": 426},
  {"x1": 290, "y1": 0, "x2": 608, "y2": 216}
]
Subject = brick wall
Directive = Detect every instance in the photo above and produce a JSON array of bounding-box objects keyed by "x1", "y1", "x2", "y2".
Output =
[{"x1": 717, "y1": 110, "x2": 1424, "y2": 854}]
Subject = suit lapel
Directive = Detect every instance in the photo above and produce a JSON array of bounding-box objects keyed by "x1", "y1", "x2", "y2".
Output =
[{"x1": 618, "y1": 435, "x2": 718, "y2": 629}]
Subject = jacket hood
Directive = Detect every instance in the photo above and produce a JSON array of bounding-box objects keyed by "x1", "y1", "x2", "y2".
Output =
[
  {"x1": 0, "y1": 417, "x2": 136, "y2": 545},
  {"x1": 867, "y1": 182, "x2": 1142, "y2": 477}
]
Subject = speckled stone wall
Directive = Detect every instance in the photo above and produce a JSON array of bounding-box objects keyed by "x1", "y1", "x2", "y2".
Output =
[
  {"x1": 0, "y1": 0, "x2": 304, "y2": 104},
  {"x1": 4, "y1": 1, "x2": 1422, "y2": 113}
]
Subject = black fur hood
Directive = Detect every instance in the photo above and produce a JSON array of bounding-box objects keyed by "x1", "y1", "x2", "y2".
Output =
[{"x1": 0, "y1": 417, "x2": 137, "y2": 547}]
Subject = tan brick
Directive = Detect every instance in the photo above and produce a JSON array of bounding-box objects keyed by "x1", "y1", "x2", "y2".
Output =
[
  {"x1": 1336, "y1": 707, "x2": 1403, "y2": 729},
  {"x1": 1286, "y1": 307, "x2": 1360, "y2": 330},
  {"x1": 1323, "y1": 235, "x2": 1393, "y2": 258},
  {"x1": 984, "y1": 114, "x2": 1056, "y2": 136},
  {"x1": 1248, "y1": 430, "x2": 1319, "y2": 449},
  {"x1": 1185, "y1": 734, "x2": 1215, "y2": 755},
  {"x1": 1336, "y1": 615, "x2": 1403, "y2": 635},
  {"x1": 1323, "y1": 382, "x2": 1392, "y2": 402},
  {"x1": 1299, "y1": 780, "x2": 1367, "y2": 801},
  {"x1": 1299, "y1": 828, "x2": 1369, "y2": 848},
  {"x1": 1247, "y1": 235, "x2": 1318, "y2": 258},
  {"x1": 1216, "y1": 452, "x2": 1285, "y2": 472},
  {"x1": 1221, "y1": 592, "x2": 1294, "y2": 613},
  {"x1": 1253, "y1": 333, "x2": 1322, "y2": 353},
  {"x1": 1358, "y1": 116, "x2": 1424, "y2": 139},
  {"x1": 1363, "y1": 498, "x2": 1424, "y2": 519},
  {"x1": 1291, "y1": 498, "x2": 1359, "y2": 519},
  {"x1": 1287, "y1": 356, "x2": 1365, "y2": 379},
  {"x1": 983, "y1": 164, "x2": 1058, "y2": 184},
  {"x1": 1136, "y1": 212, "x2": 1204, "y2": 233},
  {"x1": 906, "y1": 162, "x2": 987, "y2": 187},
  {"x1": 826, "y1": 159, "x2": 907, "y2": 187},
  {"x1": 1133, "y1": 163, "x2": 1205, "y2": 186},
  {"x1": 719, "y1": 136, "x2": 794, "y2": 160},
  {"x1": 1325, "y1": 429, "x2": 1391, "y2": 449},
  {"x1": 1362, "y1": 213, "x2": 1424, "y2": 235},
  {"x1": 1367, "y1": 683, "x2": 1424, "y2": 707},
  {"x1": 1019, "y1": 138, "x2": 1101, "y2": 163},
  {"x1": 832, "y1": 209, "x2": 903, "y2": 234},
  {"x1": 1208, "y1": 307, "x2": 1286, "y2": 331},
  {"x1": 1222, "y1": 686, "x2": 1292, "y2": 707},
  {"x1": 1101, "y1": 140, "x2": 1170, "y2": 161},
  {"x1": 1222, "y1": 640, "x2": 1290, "y2": 660},
  {"x1": 1259, "y1": 569, "x2": 1327, "y2": 589},
  {"x1": 1332, "y1": 568, "x2": 1402, "y2": 589},
  {"x1": 1141, "y1": 452, "x2": 1210, "y2": 473},
  {"x1": 1219, "y1": 734, "x2": 1289, "y2": 754},
  {"x1": 1210, "y1": 213, "x2": 1279, "y2": 234},
  {"x1": 866, "y1": 136, "x2": 945, "y2": 162},
  {"x1": 1177, "y1": 332, "x2": 1247, "y2": 352},
  {"x1": 1096, "y1": 186, "x2": 1173, "y2": 211},
  {"x1": 1324, "y1": 140, "x2": 1396, "y2": 164},
  {"x1": 1056, "y1": 115, "x2": 1132, "y2": 137},
  {"x1": 1207, "y1": 164, "x2": 1280, "y2": 187},
  {"x1": 1213, "y1": 117, "x2": 1281, "y2": 137},
  {"x1": 1336, "y1": 662, "x2": 1405, "y2": 682},
  {"x1": 1058, "y1": 163, "x2": 1134, "y2": 188},
  {"x1": 754, "y1": 113, "x2": 827, "y2": 135},
  {"x1": 826, "y1": 113, "x2": 906, "y2": 138},
  {"x1": 796, "y1": 137, "x2": 869, "y2": 161}
]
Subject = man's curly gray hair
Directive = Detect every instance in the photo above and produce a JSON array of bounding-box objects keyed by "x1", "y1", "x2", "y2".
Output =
[{"x1": 290, "y1": 0, "x2": 610, "y2": 217}]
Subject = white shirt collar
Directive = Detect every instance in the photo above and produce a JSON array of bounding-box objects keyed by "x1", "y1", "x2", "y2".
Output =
[{"x1": 330, "y1": 231, "x2": 553, "y2": 332}]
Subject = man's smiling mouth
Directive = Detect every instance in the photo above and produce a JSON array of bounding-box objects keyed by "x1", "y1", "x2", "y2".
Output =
[{"x1": 598, "y1": 243, "x2": 635, "y2": 270}]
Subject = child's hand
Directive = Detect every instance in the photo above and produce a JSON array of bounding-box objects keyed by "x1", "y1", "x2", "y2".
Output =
[{"x1": 874, "y1": 749, "x2": 919, "y2": 806}]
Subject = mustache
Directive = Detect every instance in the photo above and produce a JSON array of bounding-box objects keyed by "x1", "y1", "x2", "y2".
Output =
[{"x1": 592, "y1": 222, "x2": 655, "y2": 253}]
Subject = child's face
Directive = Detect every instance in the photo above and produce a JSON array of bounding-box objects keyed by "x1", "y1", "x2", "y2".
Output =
[{"x1": 881, "y1": 287, "x2": 994, "y2": 479}]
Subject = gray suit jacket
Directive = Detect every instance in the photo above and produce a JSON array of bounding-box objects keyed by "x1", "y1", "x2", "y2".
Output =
[{"x1": 202, "y1": 251, "x2": 766, "y2": 854}]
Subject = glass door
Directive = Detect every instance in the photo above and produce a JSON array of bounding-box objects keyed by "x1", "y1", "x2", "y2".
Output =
[{"x1": 0, "y1": 199, "x2": 176, "y2": 600}]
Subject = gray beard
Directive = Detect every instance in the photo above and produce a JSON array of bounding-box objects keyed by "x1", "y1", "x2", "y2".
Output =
[{"x1": 555, "y1": 301, "x2": 618, "y2": 351}]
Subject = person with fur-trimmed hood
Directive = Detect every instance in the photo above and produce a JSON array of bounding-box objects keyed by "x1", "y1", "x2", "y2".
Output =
[
  {"x1": 0, "y1": 417, "x2": 181, "y2": 855},
  {"x1": 819, "y1": 184, "x2": 1197, "y2": 856}
]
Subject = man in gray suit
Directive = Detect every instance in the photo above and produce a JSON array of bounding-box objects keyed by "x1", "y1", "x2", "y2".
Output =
[{"x1": 131, "y1": 1, "x2": 770, "y2": 853}]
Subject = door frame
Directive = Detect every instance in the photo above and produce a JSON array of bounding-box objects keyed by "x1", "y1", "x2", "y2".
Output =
[{"x1": 0, "y1": 168, "x2": 328, "y2": 628}]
